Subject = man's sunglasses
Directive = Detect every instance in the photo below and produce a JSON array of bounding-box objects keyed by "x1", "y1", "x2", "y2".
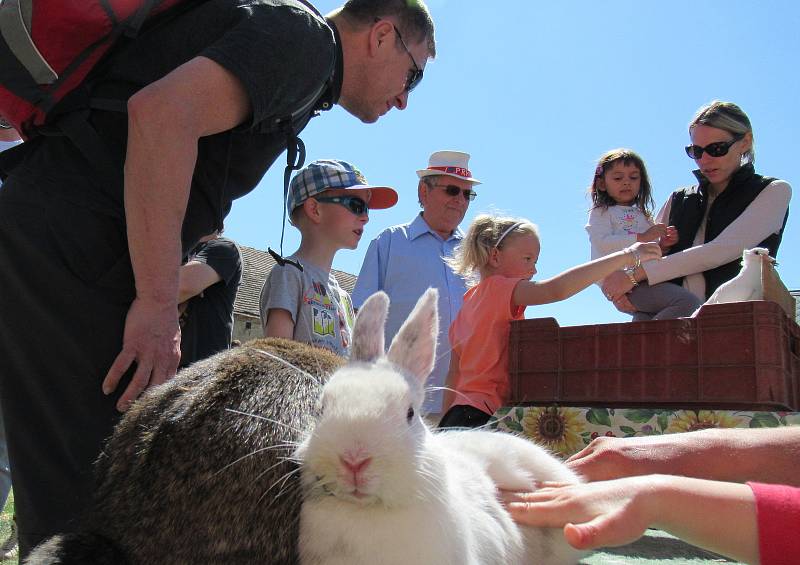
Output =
[
  {"x1": 685, "y1": 134, "x2": 744, "y2": 159},
  {"x1": 430, "y1": 184, "x2": 477, "y2": 202},
  {"x1": 315, "y1": 195, "x2": 369, "y2": 216},
  {"x1": 376, "y1": 19, "x2": 424, "y2": 93},
  {"x1": 393, "y1": 24, "x2": 423, "y2": 92}
]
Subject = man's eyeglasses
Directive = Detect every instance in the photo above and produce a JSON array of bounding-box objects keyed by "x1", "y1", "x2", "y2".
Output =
[
  {"x1": 315, "y1": 195, "x2": 369, "y2": 216},
  {"x1": 376, "y1": 19, "x2": 424, "y2": 93},
  {"x1": 685, "y1": 134, "x2": 744, "y2": 159},
  {"x1": 430, "y1": 184, "x2": 477, "y2": 202}
]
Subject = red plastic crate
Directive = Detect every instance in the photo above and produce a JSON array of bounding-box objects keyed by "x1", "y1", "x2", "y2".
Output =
[{"x1": 508, "y1": 301, "x2": 800, "y2": 411}]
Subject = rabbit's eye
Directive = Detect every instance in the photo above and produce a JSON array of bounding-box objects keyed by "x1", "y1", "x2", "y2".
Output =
[{"x1": 406, "y1": 406, "x2": 414, "y2": 423}]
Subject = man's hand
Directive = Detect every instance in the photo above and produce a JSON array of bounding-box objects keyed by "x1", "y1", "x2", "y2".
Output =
[
  {"x1": 566, "y1": 436, "x2": 673, "y2": 482},
  {"x1": 103, "y1": 297, "x2": 181, "y2": 411}
]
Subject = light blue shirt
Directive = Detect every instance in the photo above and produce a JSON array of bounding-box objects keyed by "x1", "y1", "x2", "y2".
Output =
[{"x1": 352, "y1": 213, "x2": 467, "y2": 413}]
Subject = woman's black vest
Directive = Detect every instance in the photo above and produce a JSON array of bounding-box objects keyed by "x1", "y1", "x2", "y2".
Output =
[{"x1": 666, "y1": 163, "x2": 788, "y2": 299}]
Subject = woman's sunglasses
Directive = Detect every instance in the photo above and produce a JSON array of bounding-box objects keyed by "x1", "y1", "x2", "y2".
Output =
[
  {"x1": 431, "y1": 184, "x2": 477, "y2": 202},
  {"x1": 685, "y1": 134, "x2": 744, "y2": 159},
  {"x1": 315, "y1": 195, "x2": 369, "y2": 216}
]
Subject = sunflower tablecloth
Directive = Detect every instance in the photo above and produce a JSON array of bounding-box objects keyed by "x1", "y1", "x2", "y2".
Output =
[{"x1": 488, "y1": 405, "x2": 800, "y2": 460}]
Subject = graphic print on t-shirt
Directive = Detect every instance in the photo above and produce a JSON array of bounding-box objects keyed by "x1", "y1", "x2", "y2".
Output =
[
  {"x1": 619, "y1": 209, "x2": 638, "y2": 234},
  {"x1": 305, "y1": 279, "x2": 336, "y2": 338}
]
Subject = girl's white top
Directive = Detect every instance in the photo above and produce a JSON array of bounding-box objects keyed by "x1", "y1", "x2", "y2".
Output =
[{"x1": 585, "y1": 205, "x2": 652, "y2": 260}]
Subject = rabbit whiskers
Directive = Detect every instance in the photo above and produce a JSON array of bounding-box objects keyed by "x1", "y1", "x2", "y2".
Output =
[
  {"x1": 252, "y1": 348, "x2": 323, "y2": 386},
  {"x1": 226, "y1": 408, "x2": 305, "y2": 435}
]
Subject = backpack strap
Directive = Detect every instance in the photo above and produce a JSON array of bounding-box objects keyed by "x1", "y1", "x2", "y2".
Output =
[
  {"x1": 40, "y1": 109, "x2": 123, "y2": 190},
  {"x1": 269, "y1": 126, "x2": 306, "y2": 271}
]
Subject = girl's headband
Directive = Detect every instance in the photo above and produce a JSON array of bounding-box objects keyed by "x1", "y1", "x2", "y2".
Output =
[{"x1": 495, "y1": 222, "x2": 523, "y2": 248}]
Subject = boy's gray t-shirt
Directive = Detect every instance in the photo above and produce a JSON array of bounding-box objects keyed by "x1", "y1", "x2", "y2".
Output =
[{"x1": 259, "y1": 255, "x2": 354, "y2": 356}]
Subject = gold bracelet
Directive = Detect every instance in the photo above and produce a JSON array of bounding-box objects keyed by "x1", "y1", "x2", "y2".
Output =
[
  {"x1": 623, "y1": 266, "x2": 639, "y2": 286},
  {"x1": 626, "y1": 247, "x2": 641, "y2": 269}
]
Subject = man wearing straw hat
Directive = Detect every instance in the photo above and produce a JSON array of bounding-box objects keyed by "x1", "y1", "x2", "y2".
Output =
[{"x1": 353, "y1": 150, "x2": 480, "y2": 422}]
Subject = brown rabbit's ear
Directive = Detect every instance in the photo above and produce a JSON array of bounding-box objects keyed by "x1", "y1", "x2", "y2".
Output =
[
  {"x1": 351, "y1": 291, "x2": 389, "y2": 362},
  {"x1": 387, "y1": 288, "x2": 438, "y2": 384}
]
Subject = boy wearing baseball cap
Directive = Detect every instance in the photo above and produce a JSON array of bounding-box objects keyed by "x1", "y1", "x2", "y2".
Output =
[{"x1": 259, "y1": 159, "x2": 397, "y2": 356}]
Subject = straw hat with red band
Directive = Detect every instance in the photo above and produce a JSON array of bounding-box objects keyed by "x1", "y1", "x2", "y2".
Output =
[{"x1": 416, "y1": 150, "x2": 482, "y2": 185}]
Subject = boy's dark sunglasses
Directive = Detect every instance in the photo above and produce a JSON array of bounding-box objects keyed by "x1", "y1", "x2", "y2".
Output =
[
  {"x1": 431, "y1": 183, "x2": 477, "y2": 202},
  {"x1": 685, "y1": 134, "x2": 744, "y2": 159},
  {"x1": 315, "y1": 195, "x2": 369, "y2": 216}
]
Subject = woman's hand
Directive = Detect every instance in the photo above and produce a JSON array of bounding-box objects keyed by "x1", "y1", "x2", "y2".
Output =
[
  {"x1": 612, "y1": 294, "x2": 636, "y2": 313},
  {"x1": 601, "y1": 270, "x2": 634, "y2": 301}
]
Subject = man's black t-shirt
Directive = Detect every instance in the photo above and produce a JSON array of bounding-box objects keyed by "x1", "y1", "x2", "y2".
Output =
[
  {"x1": 8, "y1": 0, "x2": 342, "y2": 254},
  {"x1": 179, "y1": 236, "x2": 243, "y2": 367}
]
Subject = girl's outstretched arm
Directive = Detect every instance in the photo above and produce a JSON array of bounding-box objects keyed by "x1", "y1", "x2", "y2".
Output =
[
  {"x1": 512, "y1": 242, "x2": 661, "y2": 307},
  {"x1": 504, "y1": 475, "x2": 759, "y2": 564}
]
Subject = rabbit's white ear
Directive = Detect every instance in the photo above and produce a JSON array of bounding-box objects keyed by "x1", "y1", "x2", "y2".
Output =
[
  {"x1": 387, "y1": 288, "x2": 439, "y2": 383},
  {"x1": 351, "y1": 291, "x2": 389, "y2": 362}
]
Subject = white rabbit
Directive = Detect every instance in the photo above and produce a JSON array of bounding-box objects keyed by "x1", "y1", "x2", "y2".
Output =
[
  {"x1": 693, "y1": 247, "x2": 773, "y2": 316},
  {"x1": 296, "y1": 289, "x2": 586, "y2": 565}
]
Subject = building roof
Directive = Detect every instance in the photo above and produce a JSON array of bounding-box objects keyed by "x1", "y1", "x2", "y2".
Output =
[{"x1": 234, "y1": 244, "x2": 358, "y2": 318}]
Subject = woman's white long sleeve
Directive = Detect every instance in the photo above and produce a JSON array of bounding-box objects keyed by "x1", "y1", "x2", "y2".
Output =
[{"x1": 643, "y1": 180, "x2": 791, "y2": 285}]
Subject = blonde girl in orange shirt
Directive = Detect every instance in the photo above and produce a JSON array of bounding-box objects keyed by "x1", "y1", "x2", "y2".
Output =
[{"x1": 439, "y1": 213, "x2": 661, "y2": 429}]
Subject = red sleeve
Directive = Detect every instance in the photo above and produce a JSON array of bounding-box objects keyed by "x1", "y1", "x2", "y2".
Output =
[{"x1": 748, "y1": 482, "x2": 800, "y2": 565}]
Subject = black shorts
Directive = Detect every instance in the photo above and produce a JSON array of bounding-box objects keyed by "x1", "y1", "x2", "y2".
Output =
[{"x1": 437, "y1": 404, "x2": 492, "y2": 429}]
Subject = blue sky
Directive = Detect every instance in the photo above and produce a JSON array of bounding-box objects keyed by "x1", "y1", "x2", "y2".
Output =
[{"x1": 224, "y1": 1, "x2": 799, "y2": 327}]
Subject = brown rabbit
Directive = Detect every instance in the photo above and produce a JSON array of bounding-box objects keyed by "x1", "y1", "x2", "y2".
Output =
[{"x1": 26, "y1": 337, "x2": 344, "y2": 565}]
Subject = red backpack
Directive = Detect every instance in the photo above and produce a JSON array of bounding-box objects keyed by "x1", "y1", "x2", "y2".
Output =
[{"x1": 0, "y1": 0, "x2": 190, "y2": 138}]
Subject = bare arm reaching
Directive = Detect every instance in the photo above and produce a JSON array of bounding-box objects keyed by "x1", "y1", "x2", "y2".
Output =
[
  {"x1": 566, "y1": 427, "x2": 800, "y2": 487},
  {"x1": 505, "y1": 475, "x2": 759, "y2": 564},
  {"x1": 512, "y1": 242, "x2": 661, "y2": 307}
]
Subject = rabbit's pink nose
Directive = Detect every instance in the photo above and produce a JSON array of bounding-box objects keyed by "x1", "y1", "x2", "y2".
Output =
[{"x1": 340, "y1": 455, "x2": 372, "y2": 475}]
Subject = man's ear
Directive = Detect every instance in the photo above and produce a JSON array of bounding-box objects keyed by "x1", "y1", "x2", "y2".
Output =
[
  {"x1": 418, "y1": 181, "x2": 428, "y2": 208},
  {"x1": 369, "y1": 18, "x2": 394, "y2": 57}
]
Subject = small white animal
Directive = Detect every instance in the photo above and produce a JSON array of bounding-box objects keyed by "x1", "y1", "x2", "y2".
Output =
[
  {"x1": 693, "y1": 247, "x2": 773, "y2": 316},
  {"x1": 296, "y1": 289, "x2": 586, "y2": 565}
]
